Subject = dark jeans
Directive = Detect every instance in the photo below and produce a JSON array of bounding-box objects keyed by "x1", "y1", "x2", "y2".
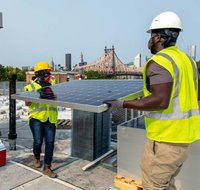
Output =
[{"x1": 30, "y1": 118, "x2": 56, "y2": 166}]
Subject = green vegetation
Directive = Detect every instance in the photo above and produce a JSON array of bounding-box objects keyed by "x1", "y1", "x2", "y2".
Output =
[
  {"x1": 0, "y1": 64, "x2": 27, "y2": 81},
  {"x1": 85, "y1": 70, "x2": 109, "y2": 79},
  {"x1": 85, "y1": 70, "x2": 121, "y2": 79}
]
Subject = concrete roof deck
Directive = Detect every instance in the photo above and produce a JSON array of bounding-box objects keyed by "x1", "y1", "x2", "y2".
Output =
[{"x1": 0, "y1": 121, "x2": 116, "y2": 190}]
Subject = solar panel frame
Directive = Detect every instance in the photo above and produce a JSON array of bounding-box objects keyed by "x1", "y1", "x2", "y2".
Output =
[{"x1": 11, "y1": 80, "x2": 143, "y2": 113}]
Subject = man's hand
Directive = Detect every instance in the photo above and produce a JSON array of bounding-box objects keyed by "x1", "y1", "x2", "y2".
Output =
[{"x1": 103, "y1": 99, "x2": 124, "y2": 113}]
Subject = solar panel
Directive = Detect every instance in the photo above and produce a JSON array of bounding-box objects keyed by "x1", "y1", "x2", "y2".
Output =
[{"x1": 12, "y1": 80, "x2": 143, "y2": 113}]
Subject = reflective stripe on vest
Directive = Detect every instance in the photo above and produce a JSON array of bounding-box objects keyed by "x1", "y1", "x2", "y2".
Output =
[
  {"x1": 25, "y1": 81, "x2": 57, "y2": 125},
  {"x1": 28, "y1": 83, "x2": 47, "y2": 113},
  {"x1": 145, "y1": 53, "x2": 198, "y2": 120},
  {"x1": 187, "y1": 55, "x2": 198, "y2": 90},
  {"x1": 29, "y1": 107, "x2": 57, "y2": 113},
  {"x1": 30, "y1": 83, "x2": 35, "y2": 91}
]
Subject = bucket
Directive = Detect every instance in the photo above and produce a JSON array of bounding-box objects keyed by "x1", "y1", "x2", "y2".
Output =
[{"x1": 0, "y1": 140, "x2": 6, "y2": 167}]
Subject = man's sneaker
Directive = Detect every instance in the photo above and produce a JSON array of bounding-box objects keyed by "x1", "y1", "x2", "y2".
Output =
[
  {"x1": 43, "y1": 165, "x2": 57, "y2": 178},
  {"x1": 33, "y1": 158, "x2": 41, "y2": 168}
]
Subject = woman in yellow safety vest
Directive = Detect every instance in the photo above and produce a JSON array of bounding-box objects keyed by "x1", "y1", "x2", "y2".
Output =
[
  {"x1": 24, "y1": 61, "x2": 58, "y2": 178},
  {"x1": 50, "y1": 75, "x2": 56, "y2": 85},
  {"x1": 103, "y1": 11, "x2": 200, "y2": 189}
]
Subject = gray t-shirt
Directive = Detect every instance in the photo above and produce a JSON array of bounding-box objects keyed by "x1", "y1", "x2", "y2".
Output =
[
  {"x1": 146, "y1": 61, "x2": 173, "y2": 85},
  {"x1": 146, "y1": 61, "x2": 200, "y2": 87}
]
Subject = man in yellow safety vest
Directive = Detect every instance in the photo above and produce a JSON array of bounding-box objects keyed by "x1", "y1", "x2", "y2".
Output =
[
  {"x1": 24, "y1": 61, "x2": 58, "y2": 178},
  {"x1": 104, "y1": 11, "x2": 200, "y2": 189}
]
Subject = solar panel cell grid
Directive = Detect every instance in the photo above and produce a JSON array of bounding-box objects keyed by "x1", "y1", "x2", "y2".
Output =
[{"x1": 12, "y1": 80, "x2": 143, "y2": 113}]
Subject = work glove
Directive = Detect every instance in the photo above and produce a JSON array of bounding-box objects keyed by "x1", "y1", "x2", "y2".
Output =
[
  {"x1": 38, "y1": 86, "x2": 57, "y2": 100},
  {"x1": 103, "y1": 99, "x2": 124, "y2": 113}
]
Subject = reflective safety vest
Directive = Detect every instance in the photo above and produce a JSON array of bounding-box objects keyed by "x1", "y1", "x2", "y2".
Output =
[
  {"x1": 51, "y1": 79, "x2": 56, "y2": 85},
  {"x1": 24, "y1": 81, "x2": 58, "y2": 125},
  {"x1": 143, "y1": 46, "x2": 200, "y2": 143}
]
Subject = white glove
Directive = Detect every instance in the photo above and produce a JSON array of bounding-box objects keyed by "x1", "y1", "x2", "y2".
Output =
[{"x1": 103, "y1": 99, "x2": 124, "y2": 113}]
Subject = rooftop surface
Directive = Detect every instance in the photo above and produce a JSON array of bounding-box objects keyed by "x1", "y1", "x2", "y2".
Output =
[{"x1": 0, "y1": 121, "x2": 117, "y2": 190}]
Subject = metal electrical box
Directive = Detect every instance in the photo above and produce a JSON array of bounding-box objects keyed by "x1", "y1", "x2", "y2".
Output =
[{"x1": 71, "y1": 110, "x2": 111, "y2": 160}]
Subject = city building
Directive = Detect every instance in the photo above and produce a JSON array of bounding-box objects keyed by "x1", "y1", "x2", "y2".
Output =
[
  {"x1": 51, "y1": 58, "x2": 55, "y2": 71},
  {"x1": 22, "y1": 66, "x2": 31, "y2": 71},
  {"x1": 25, "y1": 71, "x2": 78, "y2": 83},
  {"x1": 65, "y1": 54, "x2": 71, "y2": 71},
  {"x1": 188, "y1": 44, "x2": 197, "y2": 61},
  {"x1": 79, "y1": 52, "x2": 87, "y2": 66},
  {"x1": 134, "y1": 53, "x2": 141, "y2": 68}
]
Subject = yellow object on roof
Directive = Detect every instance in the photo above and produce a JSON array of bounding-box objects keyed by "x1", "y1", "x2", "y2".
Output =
[{"x1": 114, "y1": 175, "x2": 143, "y2": 190}]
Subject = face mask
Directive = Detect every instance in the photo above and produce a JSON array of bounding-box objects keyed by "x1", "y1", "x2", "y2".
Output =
[
  {"x1": 43, "y1": 74, "x2": 51, "y2": 83},
  {"x1": 36, "y1": 70, "x2": 51, "y2": 87}
]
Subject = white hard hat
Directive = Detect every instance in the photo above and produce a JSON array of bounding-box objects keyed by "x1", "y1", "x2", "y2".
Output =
[{"x1": 147, "y1": 11, "x2": 183, "y2": 33}]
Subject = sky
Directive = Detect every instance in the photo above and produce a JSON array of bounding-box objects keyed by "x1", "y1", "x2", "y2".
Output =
[{"x1": 0, "y1": 0, "x2": 200, "y2": 69}]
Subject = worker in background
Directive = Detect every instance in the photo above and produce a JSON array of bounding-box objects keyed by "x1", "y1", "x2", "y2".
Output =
[
  {"x1": 74, "y1": 74, "x2": 81, "y2": 80},
  {"x1": 104, "y1": 11, "x2": 200, "y2": 189},
  {"x1": 50, "y1": 75, "x2": 56, "y2": 85},
  {"x1": 66, "y1": 76, "x2": 70, "y2": 82},
  {"x1": 24, "y1": 61, "x2": 58, "y2": 178}
]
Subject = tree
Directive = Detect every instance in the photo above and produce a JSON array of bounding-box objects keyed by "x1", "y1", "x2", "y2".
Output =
[
  {"x1": 17, "y1": 69, "x2": 26, "y2": 81},
  {"x1": 85, "y1": 70, "x2": 108, "y2": 79},
  {"x1": 0, "y1": 64, "x2": 7, "y2": 81},
  {"x1": 0, "y1": 65, "x2": 26, "y2": 81}
]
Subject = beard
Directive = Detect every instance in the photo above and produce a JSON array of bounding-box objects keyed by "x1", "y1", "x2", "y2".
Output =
[
  {"x1": 150, "y1": 43, "x2": 157, "y2": 54},
  {"x1": 148, "y1": 39, "x2": 157, "y2": 55}
]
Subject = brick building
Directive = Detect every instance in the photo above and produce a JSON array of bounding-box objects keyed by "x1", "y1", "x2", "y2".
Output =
[{"x1": 25, "y1": 71, "x2": 78, "y2": 84}]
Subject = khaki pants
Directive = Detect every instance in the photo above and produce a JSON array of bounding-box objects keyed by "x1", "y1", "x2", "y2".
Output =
[{"x1": 140, "y1": 139, "x2": 191, "y2": 190}]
